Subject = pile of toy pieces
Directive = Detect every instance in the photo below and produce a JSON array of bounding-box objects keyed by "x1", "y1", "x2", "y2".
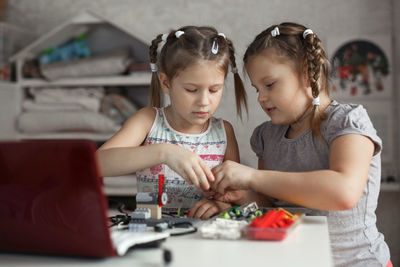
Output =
[
  {"x1": 126, "y1": 207, "x2": 199, "y2": 234},
  {"x1": 199, "y1": 202, "x2": 303, "y2": 241}
]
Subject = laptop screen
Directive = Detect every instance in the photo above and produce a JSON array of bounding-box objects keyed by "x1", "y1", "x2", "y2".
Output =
[{"x1": 0, "y1": 140, "x2": 116, "y2": 257}]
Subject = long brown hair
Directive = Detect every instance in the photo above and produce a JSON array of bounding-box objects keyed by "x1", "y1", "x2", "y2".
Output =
[
  {"x1": 243, "y1": 22, "x2": 330, "y2": 138},
  {"x1": 149, "y1": 26, "x2": 248, "y2": 119}
]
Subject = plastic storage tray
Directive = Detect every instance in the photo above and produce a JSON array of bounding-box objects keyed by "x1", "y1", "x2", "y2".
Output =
[{"x1": 243, "y1": 213, "x2": 304, "y2": 241}]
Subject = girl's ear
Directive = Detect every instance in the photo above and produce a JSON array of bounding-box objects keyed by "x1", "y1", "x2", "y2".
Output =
[{"x1": 159, "y1": 72, "x2": 171, "y2": 94}]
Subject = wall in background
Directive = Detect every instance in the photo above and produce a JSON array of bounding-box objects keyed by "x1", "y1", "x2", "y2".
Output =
[{"x1": 5, "y1": 0, "x2": 398, "y2": 170}]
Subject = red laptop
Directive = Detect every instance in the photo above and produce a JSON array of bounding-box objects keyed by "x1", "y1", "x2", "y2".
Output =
[{"x1": 0, "y1": 140, "x2": 168, "y2": 258}]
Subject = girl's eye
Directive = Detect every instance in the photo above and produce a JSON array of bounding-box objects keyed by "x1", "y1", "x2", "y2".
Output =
[
  {"x1": 265, "y1": 82, "x2": 275, "y2": 89},
  {"x1": 185, "y1": 88, "x2": 197, "y2": 93},
  {"x1": 209, "y1": 88, "x2": 221, "y2": 93}
]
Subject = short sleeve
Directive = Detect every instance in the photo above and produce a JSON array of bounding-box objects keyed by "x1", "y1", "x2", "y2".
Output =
[
  {"x1": 323, "y1": 104, "x2": 382, "y2": 156},
  {"x1": 250, "y1": 122, "x2": 267, "y2": 159}
]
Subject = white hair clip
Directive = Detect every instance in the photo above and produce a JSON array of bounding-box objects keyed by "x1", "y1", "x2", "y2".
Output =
[
  {"x1": 312, "y1": 96, "x2": 320, "y2": 106},
  {"x1": 211, "y1": 33, "x2": 226, "y2": 54},
  {"x1": 271, "y1": 26, "x2": 280, "y2": 37},
  {"x1": 303, "y1": 29, "x2": 314, "y2": 39},
  {"x1": 211, "y1": 39, "x2": 219, "y2": 54},
  {"x1": 150, "y1": 63, "x2": 158, "y2": 72},
  {"x1": 161, "y1": 33, "x2": 168, "y2": 42},
  {"x1": 175, "y1": 30, "x2": 185, "y2": 38}
]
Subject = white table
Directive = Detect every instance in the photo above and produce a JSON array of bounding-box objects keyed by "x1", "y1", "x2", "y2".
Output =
[{"x1": 0, "y1": 216, "x2": 333, "y2": 267}]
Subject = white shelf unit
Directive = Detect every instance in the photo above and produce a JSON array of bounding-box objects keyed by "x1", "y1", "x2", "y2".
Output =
[
  {"x1": 2, "y1": 11, "x2": 152, "y2": 196},
  {"x1": 103, "y1": 175, "x2": 137, "y2": 196},
  {"x1": 20, "y1": 73, "x2": 151, "y2": 88},
  {"x1": 18, "y1": 132, "x2": 114, "y2": 141},
  {"x1": 380, "y1": 182, "x2": 400, "y2": 192},
  {"x1": 7, "y1": 10, "x2": 151, "y2": 142}
]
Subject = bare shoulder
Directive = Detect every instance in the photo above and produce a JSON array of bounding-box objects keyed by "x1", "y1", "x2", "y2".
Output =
[
  {"x1": 123, "y1": 107, "x2": 157, "y2": 128},
  {"x1": 99, "y1": 107, "x2": 157, "y2": 149}
]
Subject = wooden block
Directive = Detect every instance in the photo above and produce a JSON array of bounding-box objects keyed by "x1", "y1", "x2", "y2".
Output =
[{"x1": 136, "y1": 204, "x2": 162, "y2": 220}]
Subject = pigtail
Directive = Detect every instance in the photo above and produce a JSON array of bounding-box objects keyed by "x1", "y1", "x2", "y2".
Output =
[
  {"x1": 149, "y1": 34, "x2": 164, "y2": 107},
  {"x1": 226, "y1": 39, "x2": 248, "y2": 120},
  {"x1": 304, "y1": 33, "x2": 328, "y2": 139}
]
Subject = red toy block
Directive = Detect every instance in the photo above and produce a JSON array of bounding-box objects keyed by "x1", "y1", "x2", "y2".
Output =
[{"x1": 158, "y1": 174, "x2": 165, "y2": 207}]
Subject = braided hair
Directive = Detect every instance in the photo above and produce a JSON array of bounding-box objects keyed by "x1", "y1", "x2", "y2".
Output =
[{"x1": 243, "y1": 22, "x2": 330, "y2": 139}]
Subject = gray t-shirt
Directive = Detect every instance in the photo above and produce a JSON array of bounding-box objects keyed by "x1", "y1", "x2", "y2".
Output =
[{"x1": 250, "y1": 101, "x2": 390, "y2": 267}]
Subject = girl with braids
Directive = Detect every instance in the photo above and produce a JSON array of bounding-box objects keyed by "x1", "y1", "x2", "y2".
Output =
[
  {"x1": 97, "y1": 26, "x2": 247, "y2": 219},
  {"x1": 210, "y1": 22, "x2": 391, "y2": 267}
]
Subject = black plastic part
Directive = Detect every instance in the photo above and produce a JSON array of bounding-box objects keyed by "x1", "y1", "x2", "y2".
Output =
[{"x1": 163, "y1": 248, "x2": 172, "y2": 264}]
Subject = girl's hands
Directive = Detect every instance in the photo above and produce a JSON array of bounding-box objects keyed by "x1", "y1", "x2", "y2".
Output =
[
  {"x1": 214, "y1": 190, "x2": 245, "y2": 204},
  {"x1": 163, "y1": 144, "x2": 214, "y2": 191},
  {"x1": 187, "y1": 199, "x2": 231, "y2": 220},
  {"x1": 203, "y1": 189, "x2": 245, "y2": 204},
  {"x1": 211, "y1": 160, "x2": 255, "y2": 194}
]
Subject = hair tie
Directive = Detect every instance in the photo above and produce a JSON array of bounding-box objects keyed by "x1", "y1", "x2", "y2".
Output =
[
  {"x1": 271, "y1": 26, "x2": 280, "y2": 37},
  {"x1": 150, "y1": 63, "x2": 158, "y2": 72},
  {"x1": 231, "y1": 67, "x2": 238, "y2": 74},
  {"x1": 161, "y1": 33, "x2": 168, "y2": 42},
  {"x1": 312, "y1": 96, "x2": 320, "y2": 106},
  {"x1": 175, "y1": 30, "x2": 185, "y2": 38},
  {"x1": 303, "y1": 29, "x2": 314, "y2": 39},
  {"x1": 218, "y1": 33, "x2": 226, "y2": 39}
]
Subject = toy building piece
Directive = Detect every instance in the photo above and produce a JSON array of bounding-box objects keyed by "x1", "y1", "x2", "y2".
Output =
[
  {"x1": 238, "y1": 202, "x2": 259, "y2": 217},
  {"x1": 199, "y1": 218, "x2": 248, "y2": 240},
  {"x1": 158, "y1": 174, "x2": 168, "y2": 206},
  {"x1": 135, "y1": 174, "x2": 168, "y2": 220},
  {"x1": 154, "y1": 222, "x2": 169, "y2": 232},
  {"x1": 136, "y1": 192, "x2": 162, "y2": 220},
  {"x1": 131, "y1": 208, "x2": 151, "y2": 220},
  {"x1": 128, "y1": 222, "x2": 147, "y2": 232}
]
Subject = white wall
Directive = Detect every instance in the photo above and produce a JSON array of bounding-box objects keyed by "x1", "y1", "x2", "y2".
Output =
[{"x1": 5, "y1": 0, "x2": 398, "y2": 168}]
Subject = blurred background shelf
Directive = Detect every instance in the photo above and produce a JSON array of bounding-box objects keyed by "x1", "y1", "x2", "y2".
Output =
[
  {"x1": 103, "y1": 174, "x2": 137, "y2": 196},
  {"x1": 380, "y1": 182, "x2": 400, "y2": 192},
  {"x1": 20, "y1": 72, "x2": 151, "y2": 87},
  {"x1": 0, "y1": 10, "x2": 151, "y2": 142},
  {"x1": 19, "y1": 132, "x2": 114, "y2": 141}
]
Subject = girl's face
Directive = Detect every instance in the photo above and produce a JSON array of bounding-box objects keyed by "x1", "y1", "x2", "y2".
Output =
[
  {"x1": 245, "y1": 49, "x2": 312, "y2": 126},
  {"x1": 160, "y1": 60, "x2": 225, "y2": 133}
]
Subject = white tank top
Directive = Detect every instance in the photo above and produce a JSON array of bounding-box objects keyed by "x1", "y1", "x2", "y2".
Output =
[{"x1": 136, "y1": 107, "x2": 227, "y2": 213}]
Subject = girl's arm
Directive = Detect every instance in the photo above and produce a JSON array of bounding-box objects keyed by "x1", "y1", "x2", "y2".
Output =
[
  {"x1": 212, "y1": 133, "x2": 374, "y2": 211},
  {"x1": 220, "y1": 121, "x2": 272, "y2": 206},
  {"x1": 188, "y1": 120, "x2": 239, "y2": 219},
  {"x1": 97, "y1": 107, "x2": 161, "y2": 176},
  {"x1": 97, "y1": 107, "x2": 214, "y2": 190},
  {"x1": 245, "y1": 160, "x2": 275, "y2": 207}
]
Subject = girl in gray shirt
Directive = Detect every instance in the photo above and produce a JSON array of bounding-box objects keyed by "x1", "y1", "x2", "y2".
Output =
[{"x1": 211, "y1": 22, "x2": 391, "y2": 267}]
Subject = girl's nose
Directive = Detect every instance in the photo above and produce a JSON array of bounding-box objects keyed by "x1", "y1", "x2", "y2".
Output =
[
  {"x1": 257, "y1": 90, "x2": 268, "y2": 102},
  {"x1": 198, "y1": 90, "x2": 210, "y2": 105}
]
